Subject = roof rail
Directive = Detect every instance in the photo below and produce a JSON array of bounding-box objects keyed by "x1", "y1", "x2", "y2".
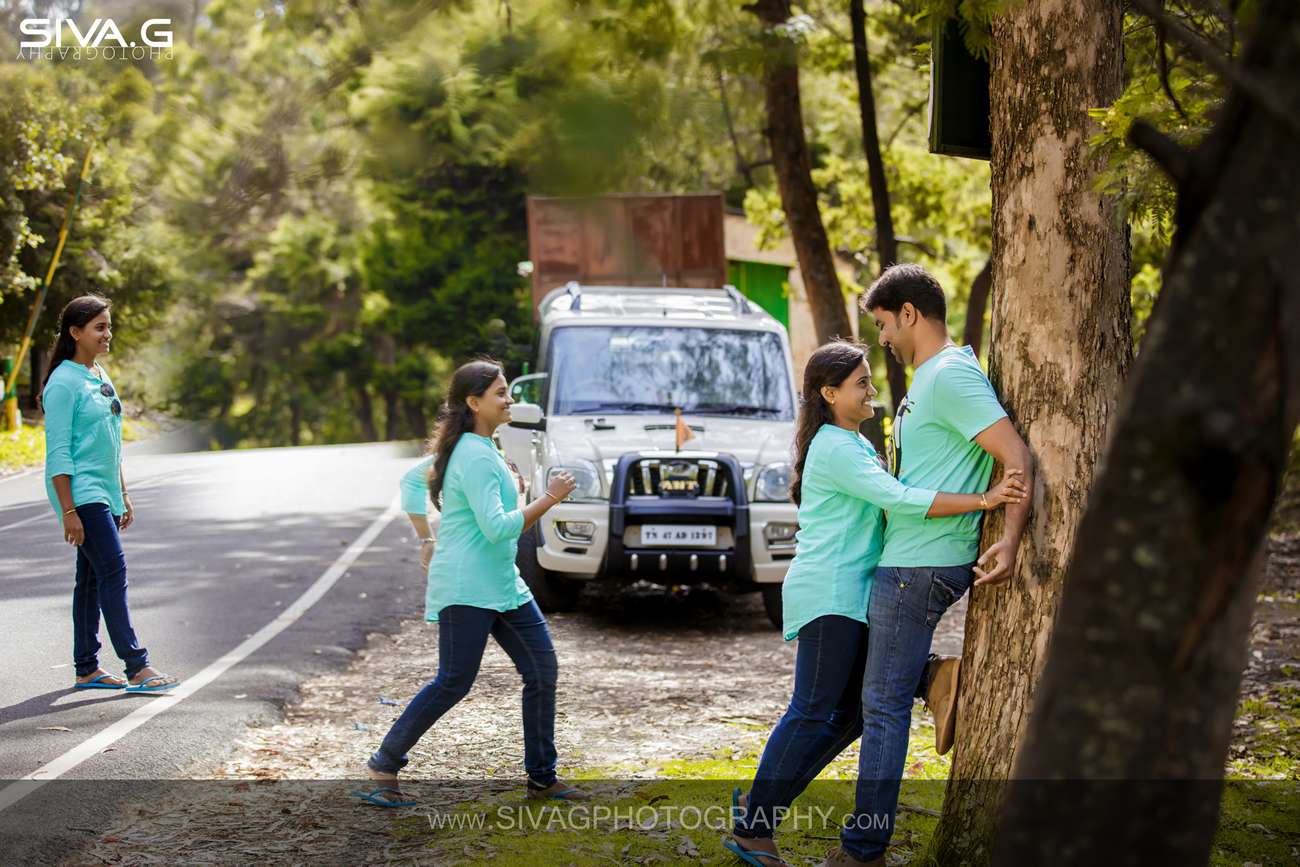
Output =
[
  {"x1": 722, "y1": 284, "x2": 753, "y2": 314},
  {"x1": 564, "y1": 281, "x2": 582, "y2": 310}
]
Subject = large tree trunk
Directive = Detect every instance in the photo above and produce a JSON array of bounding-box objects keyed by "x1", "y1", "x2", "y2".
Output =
[
  {"x1": 932, "y1": 1, "x2": 1131, "y2": 861},
  {"x1": 962, "y1": 258, "x2": 992, "y2": 355},
  {"x1": 995, "y1": 2, "x2": 1300, "y2": 863},
  {"x1": 849, "y1": 0, "x2": 907, "y2": 413},
  {"x1": 748, "y1": 0, "x2": 853, "y2": 344}
]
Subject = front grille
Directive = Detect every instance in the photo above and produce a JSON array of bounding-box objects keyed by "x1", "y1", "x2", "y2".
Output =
[{"x1": 625, "y1": 458, "x2": 730, "y2": 498}]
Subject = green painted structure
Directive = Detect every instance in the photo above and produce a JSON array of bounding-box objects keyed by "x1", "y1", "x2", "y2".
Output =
[{"x1": 728, "y1": 260, "x2": 790, "y2": 328}]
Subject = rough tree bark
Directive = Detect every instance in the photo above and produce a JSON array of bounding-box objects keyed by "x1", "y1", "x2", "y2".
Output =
[
  {"x1": 932, "y1": 1, "x2": 1131, "y2": 862},
  {"x1": 962, "y1": 258, "x2": 992, "y2": 355},
  {"x1": 748, "y1": 0, "x2": 853, "y2": 343},
  {"x1": 849, "y1": 0, "x2": 907, "y2": 412},
  {"x1": 995, "y1": 1, "x2": 1300, "y2": 863}
]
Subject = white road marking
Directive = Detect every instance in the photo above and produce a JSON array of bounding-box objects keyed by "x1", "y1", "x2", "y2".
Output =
[
  {"x1": 0, "y1": 497, "x2": 401, "y2": 813},
  {"x1": 0, "y1": 512, "x2": 47, "y2": 533},
  {"x1": 0, "y1": 478, "x2": 168, "y2": 534}
]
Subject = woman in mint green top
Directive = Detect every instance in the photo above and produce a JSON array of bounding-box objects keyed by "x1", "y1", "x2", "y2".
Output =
[
  {"x1": 360, "y1": 360, "x2": 586, "y2": 807},
  {"x1": 399, "y1": 435, "x2": 533, "y2": 621},
  {"x1": 42, "y1": 295, "x2": 178, "y2": 694},
  {"x1": 727, "y1": 341, "x2": 1025, "y2": 863}
]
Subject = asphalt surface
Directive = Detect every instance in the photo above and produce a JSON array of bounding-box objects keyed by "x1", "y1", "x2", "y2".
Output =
[{"x1": 0, "y1": 434, "x2": 428, "y2": 864}]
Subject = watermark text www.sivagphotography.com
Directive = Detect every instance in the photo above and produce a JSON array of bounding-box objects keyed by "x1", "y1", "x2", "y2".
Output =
[
  {"x1": 16, "y1": 17, "x2": 173, "y2": 61},
  {"x1": 422, "y1": 804, "x2": 893, "y2": 833}
]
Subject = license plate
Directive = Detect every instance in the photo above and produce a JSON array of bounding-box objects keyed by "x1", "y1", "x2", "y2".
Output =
[{"x1": 639, "y1": 524, "x2": 716, "y2": 547}]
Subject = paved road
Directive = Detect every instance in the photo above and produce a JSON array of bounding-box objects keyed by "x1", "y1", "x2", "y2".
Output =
[{"x1": 0, "y1": 436, "x2": 428, "y2": 863}]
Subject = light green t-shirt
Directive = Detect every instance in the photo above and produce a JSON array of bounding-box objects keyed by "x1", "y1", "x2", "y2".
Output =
[
  {"x1": 880, "y1": 345, "x2": 1007, "y2": 568},
  {"x1": 781, "y1": 425, "x2": 937, "y2": 640},
  {"x1": 402, "y1": 435, "x2": 533, "y2": 622},
  {"x1": 43, "y1": 360, "x2": 124, "y2": 518}
]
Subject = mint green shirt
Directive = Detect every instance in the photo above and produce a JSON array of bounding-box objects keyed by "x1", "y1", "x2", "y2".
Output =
[
  {"x1": 43, "y1": 360, "x2": 124, "y2": 518},
  {"x1": 781, "y1": 425, "x2": 937, "y2": 640},
  {"x1": 402, "y1": 435, "x2": 532, "y2": 622},
  {"x1": 880, "y1": 345, "x2": 1007, "y2": 568}
]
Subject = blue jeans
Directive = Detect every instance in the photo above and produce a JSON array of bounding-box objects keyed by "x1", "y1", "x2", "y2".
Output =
[
  {"x1": 841, "y1": 564, "x2": 973, "y2": 860},
  {"x1": 369, "y1": 600, "x2": 559, "y2": 785},
  {"x1": 72, "y1": 503, "x2": 149, "y2": 679},
  {"x1": 735, "y1": 616, "x2": 869, "y2": 838}
]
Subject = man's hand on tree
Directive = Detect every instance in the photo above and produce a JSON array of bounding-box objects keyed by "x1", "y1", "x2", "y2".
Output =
[{"x1": 974, "y1": 535, "x2": 1020, "y2": 586}]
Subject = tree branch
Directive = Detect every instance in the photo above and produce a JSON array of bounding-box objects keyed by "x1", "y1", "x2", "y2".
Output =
[
  {"x1": 1155, "y1": 7, "x2": 1191, "y2": 123},
  {"x1": 1128, "y1": 119, "x2": 1195, "y2": 188},
  {"x1": 1130, "y1": 0, "x2": 1300, "y2": 139},
  {"x1": 714, "y1": 59, "x2": 756, "y2": 188}
]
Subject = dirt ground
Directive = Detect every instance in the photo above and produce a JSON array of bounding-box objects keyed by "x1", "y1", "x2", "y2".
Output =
[
  {"x1": 203, "y1": 586, "x2": 966, "y2": 783},
  {"x1": 70, "y1": 533, "x2": 1297, "y2": 865}
]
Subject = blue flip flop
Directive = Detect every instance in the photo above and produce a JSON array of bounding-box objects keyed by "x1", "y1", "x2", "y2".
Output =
[
  {"x1": 73, "y1": 673, "x2": 126, "y2": 690},
  {"x1": 125, "y1": 675, "x2": 178, "y2": 693},
  {"x1": 350, "y1": 786, "x2": 416, "y2": 808},
  {"x1": 722, "y1": 835, "x2": 791, "y2": 866}
]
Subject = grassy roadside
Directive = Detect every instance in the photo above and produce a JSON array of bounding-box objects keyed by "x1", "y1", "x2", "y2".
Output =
[
  {"x1": 341, "y1": 694, "x2": 1297, "y2": 865},
  {"x1": 0, "y1": 416, "x2": 159, "y2": 475}
]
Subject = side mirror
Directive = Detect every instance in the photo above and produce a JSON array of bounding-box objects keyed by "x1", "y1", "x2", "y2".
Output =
[{"x1": 509, "y1": 402, "x2": 546, "y2": 431}]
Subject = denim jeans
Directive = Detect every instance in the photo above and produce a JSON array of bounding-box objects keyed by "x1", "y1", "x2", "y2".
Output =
[
  {"x1": 369, "y1": 600, "x2": 559, "y2": 784},
  {"x1": 72, "y1": 503, "x2": 149, "y2": 679},
  {"x1": 735, "y1": 615, "x2": 868, "y2": 838},
  {"x1": 841, "y1": 564, "x2": 973, "y2": 860}
]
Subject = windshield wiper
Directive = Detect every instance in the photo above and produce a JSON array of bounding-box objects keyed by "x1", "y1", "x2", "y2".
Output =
[
  {"x1": 692, "y1": 403, "x2": 784, "y2": 416},
  {"x1": 568, "y1": 401, "x2": 681, "y2": 413}
]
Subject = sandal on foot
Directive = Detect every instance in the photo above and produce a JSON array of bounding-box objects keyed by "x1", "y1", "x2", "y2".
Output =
[
  {"x1": 74, "y1": 673, "x2": 127, "y2": 690},
  {"x1": 723, "y1": 835, "x2": 792, "y2": 866},
  {"x1": 350, "y1": 786, "x2": 416, "y2": 808},
  {"x1": 125, "y1": 674, "x2": 178, "y2": 693}
]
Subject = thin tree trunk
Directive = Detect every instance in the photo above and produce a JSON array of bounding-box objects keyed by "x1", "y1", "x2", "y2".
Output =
[
  {"x1": 27, "y1": 344, "x2": 45, "y2": 410},
  {"x1": 996, "y1": 2, "x2": 1300, "y2": 863},
  {"x1": 932, "y1": 1, "x2": 1131, "y2": 861},
  {"x1": 384, "y1": 393, "x2": 401, "y2": 440},
  {"x1": 405, "y1": 400, "x2": 427, "y2": 440},
  {"x1": 355, "y1": 382, "x2": 378, "y2": 442},
  {"x1": 849, "y1": 0, "x2": 907, "y2": 413},
  {"x1": 962, "y1": 258, "x2": 992, "y2": 354},
  {"x1": 748, "y1": 0, "x2": 852, "y2": 344}
]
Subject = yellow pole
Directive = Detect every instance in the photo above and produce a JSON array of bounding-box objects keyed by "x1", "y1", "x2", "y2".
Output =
[{"x1": 4, "y1": 143, "x2": 95, "y2": 431}]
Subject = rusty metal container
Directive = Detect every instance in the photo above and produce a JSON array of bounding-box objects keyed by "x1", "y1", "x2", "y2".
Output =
[{"x1": 526, "y1": 193, "x2": 727, "y2": 311}]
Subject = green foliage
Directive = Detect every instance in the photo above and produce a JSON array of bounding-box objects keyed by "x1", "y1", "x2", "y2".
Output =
[
  {"x1": 1089, "y1": 5, "x2": 1243, "y2": 348},
  {"x1": 0, "y1": 424, "x2": 45, "y2": 473},
  {"x1": 2, "y1": 0, "x2": 1240, "y2": 444}
]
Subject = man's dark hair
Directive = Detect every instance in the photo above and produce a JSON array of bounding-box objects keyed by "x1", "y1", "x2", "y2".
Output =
[{"x1": 861, "y1": 263, "x2": 947, "y2": 321}]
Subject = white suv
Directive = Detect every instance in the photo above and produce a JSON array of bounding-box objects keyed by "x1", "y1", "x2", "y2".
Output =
[{"x1": 498, "y1": 283, "x2": 800, "y2": 627}]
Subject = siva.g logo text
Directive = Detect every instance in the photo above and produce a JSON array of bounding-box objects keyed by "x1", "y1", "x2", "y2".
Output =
[{"x1": 18, "y1": 16, "x2": 174, "y2": 61}]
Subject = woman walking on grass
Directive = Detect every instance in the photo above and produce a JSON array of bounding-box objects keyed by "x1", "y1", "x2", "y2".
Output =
[
  {"x1": 724, "y1": 341, "x2": 1024, "y2": 867},
  {"x1": 43, "y1": 294, "x2": 178, "y2": 694},
  {"x1": 354, "y1": 359, "x2": 585, "y2": 807}
]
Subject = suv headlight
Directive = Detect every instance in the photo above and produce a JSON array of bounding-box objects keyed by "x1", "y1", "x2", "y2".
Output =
[
  {"x1": 754, "y1": 462, "x2": 793, "y2": 502},
  {"x1": 545, "y1": 459, "x2": 604, "y2": 502}
]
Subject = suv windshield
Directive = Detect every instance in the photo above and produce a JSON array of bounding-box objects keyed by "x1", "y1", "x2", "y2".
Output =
[{"x1": 548, "y1": 326, "x2": 795, "y2": 419}]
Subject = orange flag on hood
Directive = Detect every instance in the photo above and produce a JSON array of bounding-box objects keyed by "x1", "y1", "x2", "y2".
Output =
[{"x1": 675, "y1": 408, "x2": 695, "y2": 451}]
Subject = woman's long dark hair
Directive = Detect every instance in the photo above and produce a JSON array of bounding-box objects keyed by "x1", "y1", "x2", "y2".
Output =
[
  {"x1": 427, "y1": 359, "x2": 505, "y2": 508},
  {"x1": 790, "y1": 341, "x2": 868, "y2": 505},
  {"x1": 40, "y1": 294, "x2": 111, "y2": 396}
]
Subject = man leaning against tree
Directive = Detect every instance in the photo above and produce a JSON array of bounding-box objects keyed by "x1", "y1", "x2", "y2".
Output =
[{"x1": 825, "y1": 264, "x2": 1034, "y2": 867}]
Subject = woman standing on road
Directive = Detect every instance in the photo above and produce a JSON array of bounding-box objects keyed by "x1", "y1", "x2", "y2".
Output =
[
  {"x1": 42, "y1": 295, "x2": 178, "y2": 694},
  {"x1": 725, "y1": 342, "x2": 1023, "y2": 867},
  {"x1": 355, "y1": 359, "x2": 584, "y2": 807}
]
